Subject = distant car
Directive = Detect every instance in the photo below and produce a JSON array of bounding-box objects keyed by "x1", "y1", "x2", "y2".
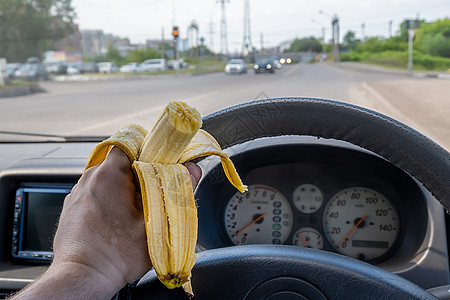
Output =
[
  {"x1": 45, "y1": 61, "x2": 67, "y2": 74},
  {"x1": 272, "y1": 58, "x2": 282, "y2": 69},
  {"x1": 280, "y1": 57, "x2": 292, "y2": 64},
  {"x1": 120, "y1": 62, "x2": 138, "y2": 73},
  {"x1": 254, "y1": 58, "x2": 275, "y2": 74},
  {"x1": 224, "y1": 59, "x2": 247, "y2": 74},
  {"x1": 137, "y1": 59, "x2": 166, "y2": 72},
  {"x1": 97, "y1": 62, "x2": 119, "y2": 73},
  {"x1": 14, "y1": 58, "x2": 49, "y2": 81}
]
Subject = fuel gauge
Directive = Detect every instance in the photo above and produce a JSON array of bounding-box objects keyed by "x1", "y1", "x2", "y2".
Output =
[{"x1": 292, "y1": 227, "x2": 323, "y2": 249}]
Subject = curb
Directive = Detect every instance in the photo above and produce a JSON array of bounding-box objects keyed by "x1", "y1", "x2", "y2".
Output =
[
  {"x1": 52, "y1": 69, "x2": 224, "y2": 82},
  {"x1": 0, "y1": 85, "x2": 46, "y2": 98}
]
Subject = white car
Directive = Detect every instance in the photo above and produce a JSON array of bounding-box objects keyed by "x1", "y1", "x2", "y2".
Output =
[
  {"x1": 119, "y1": 62, "x2": 138, "y2": 73},
  {"x1": 137, "y1": 59, "x2": 166, "y2": 72},
  {"x1": 97, "y1": 62, "x2": 119, "y2": 73},
  {"x1": 224, "y1": 59, "x2": 247, "y2": 74}
]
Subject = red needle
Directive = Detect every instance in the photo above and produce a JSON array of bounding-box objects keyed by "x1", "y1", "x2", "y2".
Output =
[
  {"x1": 300, "y1": 233, "x2": 308, "y2": 247},
  {"x1": 338, "y1": 215, "x2": 367, "y2": 248},
  {"x1": 232, "y1": 213, "x2": 267, "y2": 237}
]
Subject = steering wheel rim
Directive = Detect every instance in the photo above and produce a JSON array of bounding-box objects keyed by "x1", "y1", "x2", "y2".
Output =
[
  {"x1": 202, "y1": 97, "x2": 449, "y2": 211},
  {"x1": 131, "y1": 97, "x2": 446, "y2": 299},
  {"x1": 134, "y1": 245, "x2": 435, "y2": 299}
]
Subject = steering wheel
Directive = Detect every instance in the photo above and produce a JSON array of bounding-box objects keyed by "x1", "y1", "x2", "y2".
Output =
[{"x1": 130, "y1": 98, "x2": 449, "y2": 299}]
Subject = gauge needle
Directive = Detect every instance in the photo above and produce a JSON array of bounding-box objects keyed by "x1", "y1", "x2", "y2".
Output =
[
  {"x1": 300, "y1": 233, "x2": 308, "y2": 247},
  {"x1": 337, "y1": 215, "x2": 367, "y2": 248},
  {"x1": 232, "y1": 213, "x2": 267, "y2": 238}
]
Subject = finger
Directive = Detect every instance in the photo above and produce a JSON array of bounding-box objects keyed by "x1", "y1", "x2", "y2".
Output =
[
  {"x1": 184, "y1": 162, "x2": 202, "y2": 190},
  {"x1": 102, "y1": 146, "x2": 132, "y2": 172}
]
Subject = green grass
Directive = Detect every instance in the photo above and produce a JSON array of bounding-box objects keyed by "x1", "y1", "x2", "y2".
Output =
[{"x1": 340, "y1": 50, "x2": 450, "y2": 72}]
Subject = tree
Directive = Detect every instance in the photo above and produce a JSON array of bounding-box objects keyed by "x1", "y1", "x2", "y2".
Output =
[
  {"x1": 0, "y1": 0, "x2": 76, "y2": 62},
  {"x1": 414, "y1": 18, "x2": 450, "y2": 58},
  {"x1": 286, "y1": 37, "x2": 322, "y2": 52},
  {"x1": 126, "y1": 48, "x2": 162, "y2": 63},
  {"x1": 343, "y1": 31, "x2": 360, "y2": 51}
]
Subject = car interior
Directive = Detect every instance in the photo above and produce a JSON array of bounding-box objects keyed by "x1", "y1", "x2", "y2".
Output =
[{"x1": 0, "y1": 97, "x2": 449, "y2": 299}]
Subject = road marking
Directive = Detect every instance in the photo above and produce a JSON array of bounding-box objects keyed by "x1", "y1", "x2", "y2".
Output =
[{"x1": 65, "y1": 104, "x2": 166, "y2": 135}]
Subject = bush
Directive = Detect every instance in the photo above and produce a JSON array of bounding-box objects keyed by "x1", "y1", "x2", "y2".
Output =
[{"x1": 340, "y1": 52, "x2": 362, "y2": 62}]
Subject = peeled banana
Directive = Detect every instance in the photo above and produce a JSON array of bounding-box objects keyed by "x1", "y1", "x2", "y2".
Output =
[{"x1": 84, "y1": 101, "x2": 247, "y2": 296}]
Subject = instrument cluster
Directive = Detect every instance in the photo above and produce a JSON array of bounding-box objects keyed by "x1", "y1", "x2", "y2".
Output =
[
  {"x1": 195, "y1": 143, "x2": 428, "y2": 264},
  {"x1": 224, "y1": 183, "x2": 399, "y2": 262}
]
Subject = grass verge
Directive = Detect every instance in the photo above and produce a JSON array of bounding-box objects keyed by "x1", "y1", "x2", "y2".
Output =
[{"x1": 340, "y1": 50, "x2": 450, "y2": 72}]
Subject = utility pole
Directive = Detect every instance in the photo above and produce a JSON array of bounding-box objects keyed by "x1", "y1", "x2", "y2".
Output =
[
  {"x1": 388, "y1": 20, "x2": 393, "y2": 38},
  {"x1": 319, "y1": 10, "x2": 340, "y2": 62},
  {"x1": 241, "y1": 0, "x2": 253, "y2": 60},
  {"x1": 218, "y1": 0, "x2": 230, "y2": 58},
  {"x1": 260, "y1": 32, "x2": 264, "y2": 55},
  {"x1": 361, "y1": 23, "x2": 365, "y2": 42},
  {"x1": 311, "y1": 19, "x2": 325, "y2": 57},
  {"x1": 188, "y1": 20, "x2": 199, "y2": 57},
  {"x1": 208, "y1": 19, "x2": 214, "y2": 53},
  {"x1": 332, "y1": 15, "x2": 340, "y2": 62},
  {"x1": 161, "y1": 27, "x2": 165, "y2": 59}
]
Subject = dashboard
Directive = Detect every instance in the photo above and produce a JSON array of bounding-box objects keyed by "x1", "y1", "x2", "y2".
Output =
[
  {"x1": 0, "y1": 137, "x2": 448, "y2": 297},
  {"x1": 194, "y1": 137, "x2": 450, "y2": 289}
]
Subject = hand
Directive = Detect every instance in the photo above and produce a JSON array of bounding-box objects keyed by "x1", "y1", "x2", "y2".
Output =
[{"x1": 11, "y1": 147, "x2": 202, "y2": 299}]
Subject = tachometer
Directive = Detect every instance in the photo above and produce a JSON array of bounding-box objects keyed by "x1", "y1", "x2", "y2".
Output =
[
  {"x1": 224, "y1": 184, "x2": 293, "y2": 245},
  {"x1": 323, "y1": 187, "x2": 399, "y2": 261}
]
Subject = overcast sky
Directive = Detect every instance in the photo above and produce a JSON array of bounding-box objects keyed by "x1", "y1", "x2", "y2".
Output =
[{"x1": 73, "y1": 0, "x2": 449, "y2": 53}]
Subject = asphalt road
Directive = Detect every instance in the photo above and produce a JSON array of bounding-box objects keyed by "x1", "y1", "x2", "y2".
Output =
[{"x1": 1, "y1": 63, "x2": 449, "y2": 150}]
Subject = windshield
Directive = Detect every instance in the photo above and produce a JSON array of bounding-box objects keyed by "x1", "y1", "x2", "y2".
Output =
[{"x1": 0, "y1": 0, "x2": 449, "y2": 150}]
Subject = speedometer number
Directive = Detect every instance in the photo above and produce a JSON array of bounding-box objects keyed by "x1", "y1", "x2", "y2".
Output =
[
  {"x1": 323, "y1": 187, "x2": 399, "y2": 261},
  {"x1": 224, "y1": 185, "x2": 293, "y2": 245}
]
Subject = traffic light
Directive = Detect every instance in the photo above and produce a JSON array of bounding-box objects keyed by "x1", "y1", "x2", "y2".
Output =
[{"x1": 172, "y1": 26, "x2": 179, "y2": 39}]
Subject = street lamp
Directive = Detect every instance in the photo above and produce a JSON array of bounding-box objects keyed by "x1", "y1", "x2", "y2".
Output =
[
  {"x1": 319, "y1": 10, "x2": 340, "y2": 62},
  {"x1": 311, "y1": 19, "x2": 326, "y2": 58}
]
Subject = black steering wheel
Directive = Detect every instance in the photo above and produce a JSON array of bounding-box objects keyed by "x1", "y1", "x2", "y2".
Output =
[{"x1": 130, "y1": 98, "x2": 449, "y2": 299}]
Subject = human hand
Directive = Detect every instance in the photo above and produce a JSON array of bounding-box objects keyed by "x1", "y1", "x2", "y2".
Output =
[{"x1": 12, "y1": 147, "x2": 201, "y2": 299}]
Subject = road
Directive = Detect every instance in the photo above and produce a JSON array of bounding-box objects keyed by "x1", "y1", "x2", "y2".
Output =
[{"x1": 1, "y1": 63, "x2": 449, "y2": 150}]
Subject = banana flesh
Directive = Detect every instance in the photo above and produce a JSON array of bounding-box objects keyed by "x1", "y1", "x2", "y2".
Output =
[{"x1": 84, "y1": 101, "x2": 247, "y2": 295}]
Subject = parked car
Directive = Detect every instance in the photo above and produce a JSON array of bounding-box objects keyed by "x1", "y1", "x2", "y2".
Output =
[
  {"x1": 65, "y1": 62, "x2": 81, "y2": 75},
  {"x1": 167, "y1": 59, "x2": 188, "y2": 70},
  {"x1": 137, "y1": 58, "x2": 166, "y2": 72},
  {"x1": 97, "y1": 62, "x2": 119, "y2": 73},
  {"x1": 5, "y1": 63, "x2": 21, "y2": 80},
  {"x1": 224, "y1": 59, "x2": 247, "y2": 74},
  {"x1": 45, "y1": 61, "x2": 67, "y2": 75},
  {"x1": 120, "y1": 62, "x2": 138, "y2": 73},
  {"x1": 14, "y1": 57, "x2": 49, "y2": 81},
  {"x1": 254, "y1": 58, "x2": 275, "y2": 74},
  {"x1": 79, "y1": 61, "x2": 99, "y2": 74}
]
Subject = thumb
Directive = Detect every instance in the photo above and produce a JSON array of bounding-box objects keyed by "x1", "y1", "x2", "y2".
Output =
[{"x1": 184, "y1": 162, "x2": 202, "y2": 190}]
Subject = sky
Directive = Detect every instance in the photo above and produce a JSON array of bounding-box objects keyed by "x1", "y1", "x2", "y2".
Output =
[{"x1": 72, "y1": 0, "x2": 449, "y2": 53}]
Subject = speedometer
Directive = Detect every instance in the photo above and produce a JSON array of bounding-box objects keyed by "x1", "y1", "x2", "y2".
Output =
[
  {"x1": 224, "y1": 184, "x2": 293, "y2": 245},
  {"x1": 323, "y1": 187, "x2": 399, "y2": 261}
]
